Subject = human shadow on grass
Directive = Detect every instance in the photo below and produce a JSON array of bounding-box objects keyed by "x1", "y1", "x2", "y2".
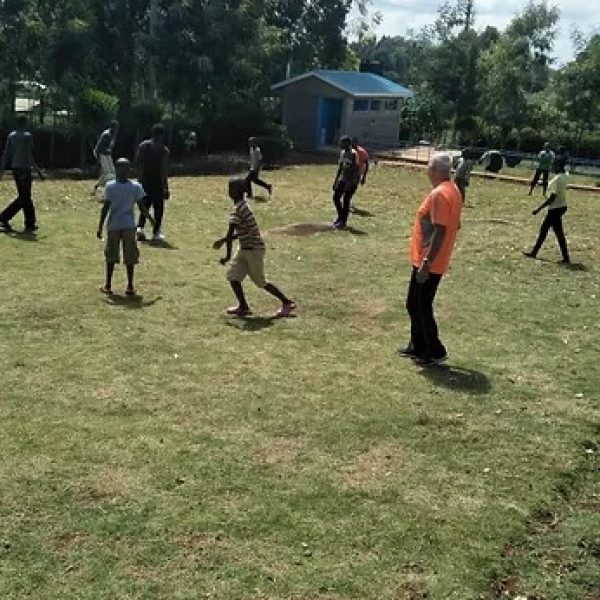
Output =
[
  {"x1": 251, "y1": 195, "x2": 270, "y2": 203},
  {"x1": 350, "y1": 207, "x2": 375, "y2": 218},
  {"x1": 2, "y1": 230, "x2": 39, "y2": 242},
  {"x1": 225, "y1": 315, "x2": 280, "y2": 332},
  {"x1": 419, "y1": 364, "x2": 491, "y2": 395},
  {"x1": 529, "y1": 256, "x2": 590, "y2": 272},
  {"x1": 103, "y1": 294, "x2": 162, "y2": 310},
  {"x1": 270, "y1": 222, "x2": 367, "y2": 237},
  {"x1": 144, "y1": 239, "x2": 179, "y2": 251}
]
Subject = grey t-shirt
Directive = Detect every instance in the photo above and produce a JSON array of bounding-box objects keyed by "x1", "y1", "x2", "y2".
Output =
[
  {"x1": 3, "y1": 130, "x2": 34, "y2": 170},
  {"x1": 95, "y1": 129, "x2": 113, "y2": 156},
  {"x1": 105, "y1": 180, "x2": 146, "y2": 231}
]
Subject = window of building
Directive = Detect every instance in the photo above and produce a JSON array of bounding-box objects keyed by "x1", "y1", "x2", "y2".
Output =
[
  {"x1": 385, "y1": 99, "x2": 399, "y2": 111},
  {"x1": 353, "y1": 99, "x2": 369, "y2": 112},
  {"x1": 370, "y1": 99, "x2": 382, "y2": 111}
]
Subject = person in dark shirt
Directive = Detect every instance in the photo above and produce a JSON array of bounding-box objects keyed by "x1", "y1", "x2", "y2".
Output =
[
  {"x1": 332, "y1": 136, "x2": 360, "y2": 230},
  {"x1": 135, "y1": 123, "x2": 170, "y2": 242},
  {"x1": 0, "y1": 115, "x2": 44, "y2": 233}
]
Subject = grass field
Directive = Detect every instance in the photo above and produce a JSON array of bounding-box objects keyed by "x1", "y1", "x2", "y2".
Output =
[{"x1": 1, "y1": 164, "x2": 598, "y2": 599}]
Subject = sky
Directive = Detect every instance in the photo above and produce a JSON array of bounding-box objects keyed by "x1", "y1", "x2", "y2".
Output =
[{"x1": 364, "y1": 0, "x2": 599, "y2": 64}]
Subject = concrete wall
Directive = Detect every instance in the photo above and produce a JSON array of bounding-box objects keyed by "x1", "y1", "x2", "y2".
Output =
[
  {"x1": 343, "y1": 101, "x2": 403, "y2": 148},
  {"x1": 281, "y1": 79, "x2": 347, "y2": 149},
  {"x1": 279, "y1": 76, "x2": 405, "y2": 149}
]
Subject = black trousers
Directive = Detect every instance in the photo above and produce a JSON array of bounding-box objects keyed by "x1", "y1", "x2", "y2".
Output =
[
  {"x1": 529, "y1": 169, "x2": 550, "y2": 195},
  {"x1": 138, "y1": 190, "x2": 164, "y2": 235},
  {"x1": 0, "y1": 169, "x2": 36, "y2": 228},
  {"x1": 246, "y1": 169, "x2": 270, "y2": 197},
  {"x1": 455, "y1": 178, "x2": 468, "y2": 203},
  {"x1": 531, "y1": 206, "x2": 570, "y2": 262},
  {"x1": 405, "y1": 267, "x2": 447, "y2": 359},
  {"x1": 333, "y1": 183, "x2": 357, "y2": 226}
]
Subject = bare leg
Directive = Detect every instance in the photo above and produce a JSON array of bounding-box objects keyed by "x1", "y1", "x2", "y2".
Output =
[
  {"x1": 104, "y1": 262, "x2": 115, "y2": 291},
  {"x1": 230, "y1": 281, "x2": 249, "y2": 311},
  {"x1": 264, "y1": 282, "x2": 292, "y2": 305},
  {"x1": 126, "y1": 264, "x2": 135, "y2": 292}
]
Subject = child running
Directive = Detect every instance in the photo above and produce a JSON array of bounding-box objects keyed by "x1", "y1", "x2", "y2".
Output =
[
  {"x1": 97, "y1": 158, "x2": 154, "y2": 295},
  {"x1": 213, "y1": 177, "x2": 296, "y2": 318}
]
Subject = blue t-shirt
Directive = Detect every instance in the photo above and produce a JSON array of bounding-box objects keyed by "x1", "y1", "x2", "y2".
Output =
[{"x1": 105, "y1": 180, "x2": 146, "y2": 231}]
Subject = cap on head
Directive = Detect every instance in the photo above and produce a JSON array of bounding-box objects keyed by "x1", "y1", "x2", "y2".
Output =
[{"x1": 543, "y1": 141, "x2": 550, "y2": 149}]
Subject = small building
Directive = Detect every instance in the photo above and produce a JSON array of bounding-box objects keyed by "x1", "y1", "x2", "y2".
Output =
[{"x1": 271, "y1": 70, "x2": 413, "y2": 150}]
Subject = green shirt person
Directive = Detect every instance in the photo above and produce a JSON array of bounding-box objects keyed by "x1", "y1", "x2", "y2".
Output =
[{"x1": 528, "y1": 142, "x2": 555, "y2": 196}]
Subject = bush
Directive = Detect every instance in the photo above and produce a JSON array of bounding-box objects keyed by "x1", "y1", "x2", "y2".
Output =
[{"x1": 74, "y1": 88, "x2": 118, "y2": 131}]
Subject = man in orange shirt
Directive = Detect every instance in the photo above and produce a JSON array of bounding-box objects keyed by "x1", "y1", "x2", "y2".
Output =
[{"x1": 399, "y1": 154, "x2": 463, "y2": 365}]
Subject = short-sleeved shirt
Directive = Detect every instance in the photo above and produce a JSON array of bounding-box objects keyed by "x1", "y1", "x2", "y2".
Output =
[
  {"x1": 455, "y1": 157, "x2": 472, "y2": 183},
  {"x1": 538, "y1": 150, "x2": 555, "y2": 171},
  {"x1": 249, "y1": 147, "x2": 262, "y2": 171},
  {"x1": 355, "y1": 145, "x2": 369, "y2": 176},
  {"x1": 410, "y1": 180, "x2": 463, "y2": 275},
  {"x1": 3, "y1": 130, "x2": 33, "y2": 170},
  {"x1": 95, "y1": 129, "x2": 114, "y2": 156},
  {"x1": 547, "y1": 173, "x2": 568, "y2": 209},
  {"x1": 338, "y1": 149, "x2": 360, "y2": 188},
  {"x1": 105, "y1": 180, "x2": 146, "y2": 231},
  {"x1": 137, "y1": 139, "x2": 169, "y2": 191},
  {"x1": 229, "y1": 200, "x2": 265, "y2": 250}
]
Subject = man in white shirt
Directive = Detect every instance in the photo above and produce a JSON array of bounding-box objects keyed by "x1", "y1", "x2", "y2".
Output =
[
  {"x1": 245, "y1": 137, "x2": 273, "y2": 199},
  {"x1": 524, "y1": 156, "x2": 570, "y2": 264},
  {"x1": 91, "y1": 120, "x2": 118, "y2": 196},
  {"x1": 97, "y1": 158, "x2": 154, "y2": 295}
]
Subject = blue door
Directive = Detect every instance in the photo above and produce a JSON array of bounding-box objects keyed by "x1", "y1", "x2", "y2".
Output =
[{"x1": 317, "y1": 98, "x2": 343, "y2": 146}]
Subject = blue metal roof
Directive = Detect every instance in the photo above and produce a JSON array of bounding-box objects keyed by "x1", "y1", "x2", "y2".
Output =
[{"x1": 272, "y1": 70, "x2": 413, "y2": 98}]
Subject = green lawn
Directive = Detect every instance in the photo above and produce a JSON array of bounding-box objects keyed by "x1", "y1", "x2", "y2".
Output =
[{"x1": 0, "y1": 165, "x2": 598, "y2": 599}]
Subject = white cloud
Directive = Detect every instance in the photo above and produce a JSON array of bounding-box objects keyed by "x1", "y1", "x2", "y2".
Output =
[{"x1": 366, "y1": 0, "x2": 600, "y2": 64}]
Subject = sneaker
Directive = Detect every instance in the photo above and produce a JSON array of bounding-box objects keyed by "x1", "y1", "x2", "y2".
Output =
[
  {"x1": 226, "y1": 305, "x2": 252, "y2": 317},
  {"x1": 24, "y1": 225, "x2": 38, "y2": 233},
  {"x1": 137, "y1": 228, "x2": 146, "y2": 242},
  {"x1": 276, "y1": 302, "x2": 297, "y2": 318},
  {"x1": 152, "y1": 232, "x2": 165, "y2": 242},
  {"x1": 0, "y1": 221, "x2": 13, "y2": 232}
]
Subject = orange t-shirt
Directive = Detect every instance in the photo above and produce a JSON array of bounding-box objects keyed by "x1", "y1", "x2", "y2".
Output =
[
  {"x1": 355, "y1": 145, "x2": 369, "y2": 176},
  {"x1": 410, "y1": 180, "x2": 462, "y2": 275}
]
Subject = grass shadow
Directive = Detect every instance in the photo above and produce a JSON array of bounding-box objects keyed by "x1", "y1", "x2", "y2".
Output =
[
  {"x1": 564, "y1": 262, "x2": 589, "y2": 272},
  {"x1": 2, "y1": 230, "x2": 40, "y2": 242},
  {"x1": 419, "y1": 364, "x2": 491, "y2": 395},
  {"x1": 145, "y1": 240, "x2": 179, "y2": 251},
  {"x1": 350, "y1": 207, "x2": 375, "y2": 218},
  {"x1": 225, "y1": 316, "x2": 279, "y2": 332},
  {"x1": 270, "y1": 222, "x2": 368, "y2": 237},
  {"x1": 251, "y1": 196, "x2": 270, "y2": 203},
  {"x1": 103, "y1": 294, "x2": 162, "y2": 310}
]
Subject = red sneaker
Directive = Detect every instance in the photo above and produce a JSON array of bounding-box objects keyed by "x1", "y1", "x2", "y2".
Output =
[{"x1": 276, "y1": 302, "x2": 297, "y2": 318}]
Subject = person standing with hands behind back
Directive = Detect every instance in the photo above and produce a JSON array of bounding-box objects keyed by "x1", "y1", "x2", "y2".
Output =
[
  {"x1": 0, "y1": 115, "x2": 45, "y2": 233},
  {"x1": 524, "y1": 156, "x2": 570, "y2": 264},
  {"x1": 91, "y1": 120, "x2": 118, "y2": 197},
  {"x1": 97, "y1": 158, "x2": 154, "y2": 296},
  {"x1": 398, "y1": 154, "x2": 463, "y2": 366}
]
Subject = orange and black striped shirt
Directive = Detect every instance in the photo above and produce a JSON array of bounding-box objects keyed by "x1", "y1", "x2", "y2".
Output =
[{"x1": 229, "y1": 200, "x2": 265, "y2": 250}]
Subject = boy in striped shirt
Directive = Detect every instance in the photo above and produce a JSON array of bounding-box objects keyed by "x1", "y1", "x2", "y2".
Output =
[{"x1": 213, "y1": 178, "x2": 296, "y2": 318}]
